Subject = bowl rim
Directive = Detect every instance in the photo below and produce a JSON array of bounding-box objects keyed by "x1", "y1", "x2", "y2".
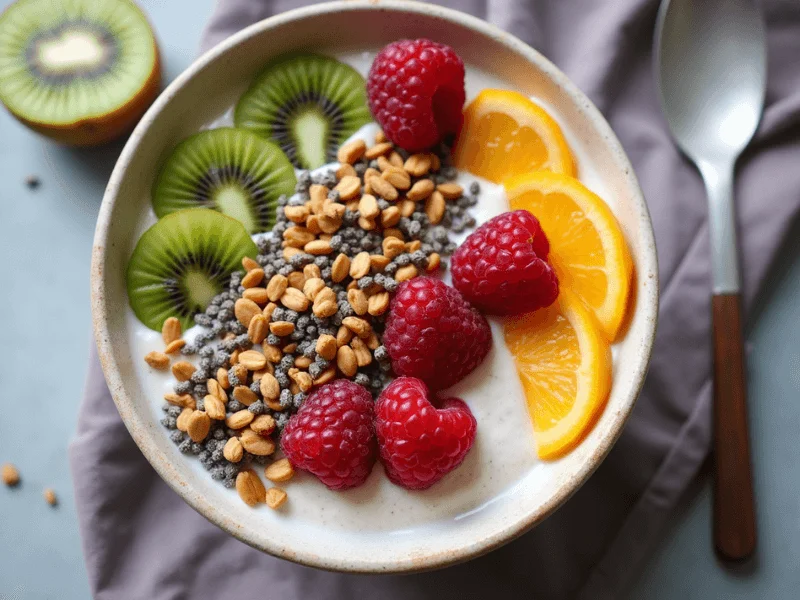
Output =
[{"x1": 91, "y1": 0, "x2": 659, "y2": 573}]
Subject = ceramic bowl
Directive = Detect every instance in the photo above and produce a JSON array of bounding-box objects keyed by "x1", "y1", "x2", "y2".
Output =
[{"x1": 91, "y1": 0, "x2": 658, "y2": 573}]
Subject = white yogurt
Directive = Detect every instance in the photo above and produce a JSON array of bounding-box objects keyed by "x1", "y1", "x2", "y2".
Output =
[{"x1": 127, "y1": 50, "x2": 617, "y2": 531}]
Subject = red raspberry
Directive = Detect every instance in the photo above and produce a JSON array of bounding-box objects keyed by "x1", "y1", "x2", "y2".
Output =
[
  {"x1": 367, "y1": 39, "x2": 465, "y2": 152},
  {"x1": 281, "y1": 380, "x2": 376, "y2": 490},
  {"x1": 451, "y1": 210, "x2": 559, "y2": 315},
  {"x1": 383, "y1": 277, "x2": 491, "y2": 390},
  {"x1": 376, "y1": 377, "x2": 477, "y2": 490}
]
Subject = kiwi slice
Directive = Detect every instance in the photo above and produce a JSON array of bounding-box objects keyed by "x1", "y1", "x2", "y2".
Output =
[
  {"x1": 235, "y1": 53, "x2": 372, "y2": 170},
  {"x1": 152, "y1": 127, "x2": 296, "y2": 235},
  {"x1": 126, "y1": 208, "x2": 257, "y2": 332},
  {"x1": 0, "y1": 0, "x2": 160, "y2": 146}
]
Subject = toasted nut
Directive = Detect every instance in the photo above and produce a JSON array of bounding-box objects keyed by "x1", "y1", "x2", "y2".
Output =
[
  {"x1": 425, "y1": 190, "x2": 446, "y2": 224},
  {"x1": 306, "y1": 214, "x2": 322, "y2": 234},
  {"x1": 358, "y1": 194, "x2": 380, "y2": 219},
  {"x1": 269, "y1": 321, "x2": 295, "y2": 336},
  {"x1": 370, "y1": 254, "x2": 390, "y2": 271},
  {"x1": 426, "y1": 252, "x2": 441, "y2": 272},
  {"x1": 287, "y1": 271, "x2": 306, "y2": 290},
  {"x1": 380, "y1": 205, "x2": 401, "y2": 228},
  {"x1": 335, "y1": 175, "x2": 361, "y2": 201},
  {"x1": 336, "y1": 345, "x2": 358, "y2": 377},
  {"x1": 231, "y1": 364, "x2": 248, "y2": 385},
  {"x1": 406, "y1": 240, "x2": 422, "y2": 252},
  {"x1": 364, "y1": 167, "x2": 381, "y2": 182},
  {"x1": 226, "y1": 409, "x2": 254, "y2": 430},
  {"x1": 263, "y1": 302, "x2": 277, "y2": 321},
  {"x1": 437, "y1": 182, "x2": 464, "y2": 199},
  {"x1": 265, "y1": 487, "x2": 288, "y2": 509},
  {"x1": 262, "y1": 343, "x2": 282, "y2": 363},
  {"x1": 398, "y1": 199, "x2": 416, "y2": 217},
  {"x1": 292, "y1": 371, "x2": 313, "y2": 392},
  {"x1": 381, "y1": 167, "x2": 411, "y2": 190},
  {"x1": 161, "y1": 317, "x2": 181, "y2": 345},
  {"x1": 266, "y1": 274, "x2": 289, "y2": 302},
  {"x1": 238, "y1": 350, "x2": 267, "y2": 371},
  {"x1": 213, "y1": 367, "x2": 229, "y2": 390},
  {"x1": 243, "y1": 287, "x2": 268, "y2": 304},
  {"x1": 430, "y1": 152, "x2": 441, "y2": 171},
  {"x1": 338, "y1": 138, "x2": 367, "y2": 163},
  {"x1": 313, "y1": 366, "x2": 337, "y2": 385},
  {"x1": 375, "y1": 129, "x2": 387, "y2": 143},
  {"x1": 265, "y1": 458, "x2": 294, "y2": 483},
  {"x1": 164, "y1": 339, "x2": 186, "y2": 354},
  {"x1": 289, "y1": 381, "x2": 301, "y2": 395},
  {"x1": 358, "y1": 216, "x2": 377, "y2": 231},
  {"x1": 316, "y1": 334, "x2": 338, "y2": 360},
  {"x1": 309, "y1": 183, "x2": 329, "y2": 208},
  {"x1": 164, "y1": 393, "x2": 196, "y2": 410},
  {"x1": 366, "y1": 331, "x2": 380, "y2": 350},
  {"x1": 282, "y1": 344, "x2": 298, "y2": 358},
  {"x1": 247, "y1": 314, "x2": 268, "y2": 344},
  {"x1": 186, "y1": 411, "x2": 211, "y2": 442},
  {"x1": 241, "y1": 268, "x2": 265, "y2": 288},
  {"x1": 206, "y1": 378, "x2": 227, "y2": 403},
  {"x1": 407, "y1": 178, "x2": 435, "y2": 201},
  {"x1": 312, "y1": 286, "x2": 337, "y2": 316},
  {"x1": 343, "y1": 316, "x2": 372, "y2": 339},
  {"x1": 336, "y1": 162, "x2": 357, "y2": 179},
  {"x1": 404, "y1": 153, "x2": 432, "y2": 176},
  {"x1": 230, "y1": 349, "x2": 240, "y2": 365},
  {"x1": 300, "y1": 278, "x2": 324, "y2": 302},
  {"x1": 377, "y1": 155, "x2": 392, "y2": 171},
  {"x1": 242, "y1": 256, "x2": 261, "y2": 271},
  {"x1": 336, "y1": 325, "x2": 354, "y2": 347},
  {"x1": 233, "y1": 385, "x2": 258, "y2": 406},
  {"x1": 283, "y1": 204, "x2": 309, "y2": 223},
  {"x1": 301, "y1": 240, "x2": 330, "y2": 256},
  {"x1": 204, "y1": 395, "x2": 226, "y2": 420},
  {"x1": 240, "y1": 429, "x2": 276, "y2": 456},
  {"x1": 250, "y1": 414, "x2": 276, "y2": 436},
  {"x1": 318, "y1": 214, "x2": 342, "y2": 235},
  {"x1": 381, "y1": 237, "x2": 404, "y2": 260},
  {"x1": 330, "y1": 254, "x2": 350, "y2": 283},
  {"x1": 176, "y1": 407, "x2": 193, "y2": 432},
  {"x1": 283, "y1": 247, "x2": 302, "y2": 261},
  {"x1": 350, "y1": 337, "x2": 373, "y2": 367},
  {"x1": 395, "y1": 264, "x2": 419, "y2": 282},
  {"x1": 369, "y1": 176, "x2": 398, "y2": 201},
  {"x1": 144, "y1": 351, "x2": 170, "y2": 370},
  {"x1": 253, "y1": 365, "x2": 273, "y2": 381},
  {"x1": 259, "y1": 373, "x2": 280, "y2": 401},
  {"x1": 294, "y1": 355, "x2": 313, "y2": 369},
  {"x1": 2, "y1": 463, "x2": 20, "y2": 486},
  {"x1": 364, "y1": 141, "x2": 393, "y2": 159},
  {"x1": 279, "y1": 288, "x2": 310, "y2": 313},
  {"x1": 236, "y1": 469, "x2": 265, "y2": 506},
  {"x1": 43, "y1": 488, "x2": 57, "y2": 506},
  {"x1": 350, "y1": 251, "x2": 371, "y2": 279},
  {"x1": 303, "y1": 263, "x2": 322, "y2": 280},
  {"x1": 283, "y1": 225, "x2": 315, "y2": 248},
  {"x1": 347, "y1": 288, "x2": 369, "y2": 315},
  {"x1": 235, "y1": 298, "x2": 261, "y2": 327},
  {"x1": 223, "y1": 437, "x2": 244, "y2": 463},
  {"x1": 368, "y1": 292, "x2": 390, "y2": 316}
]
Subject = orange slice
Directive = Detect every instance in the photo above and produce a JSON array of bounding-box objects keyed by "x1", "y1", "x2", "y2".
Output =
[
  {"x1": 452, "y1": 89, "x2": 574, "y2": 183},
  {"x1": 506, "y1": 171, "x2": 633, "y2": 341},
  {"x1": 504, "y1": 290, "x2": 612, "y2": 459}
]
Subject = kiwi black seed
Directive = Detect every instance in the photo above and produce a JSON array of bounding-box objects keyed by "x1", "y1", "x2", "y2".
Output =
[
  {"x1": 152, "y1": 127, "x2": 296, "y2": 235},
  {"x1": 126, "y1": 208, "x2": 258, "y2": 332},
  {"x1": 235, "y1": 53, "x2": 372, "y2": 170},
  {"x1": 0, "y1": 0, "x2": 160, "y2": 146}
]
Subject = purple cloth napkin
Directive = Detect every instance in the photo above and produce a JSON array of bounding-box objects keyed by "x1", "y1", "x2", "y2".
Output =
[{"x1": 70, "y1": 0, "x2": 800, "y2": 598}]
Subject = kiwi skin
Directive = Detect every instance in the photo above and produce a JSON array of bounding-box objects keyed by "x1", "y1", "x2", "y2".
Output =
[{"x1": 1, "y1": 3, "x2": 162, "y2": 146}]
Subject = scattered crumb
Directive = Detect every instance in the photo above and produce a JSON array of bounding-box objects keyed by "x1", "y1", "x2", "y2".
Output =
[
  {"x1": 25, "y1": 175, "x2": 40, "y2": 189},
  {"x1": 43, "y1": 488, "x2": 57, "y2": 506},
  {"x1": 2, "y1": 463, "x2": 20, "y2": 486}
]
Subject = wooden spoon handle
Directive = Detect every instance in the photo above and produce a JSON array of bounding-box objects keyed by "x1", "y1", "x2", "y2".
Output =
[{"x1": 712, "y1": 292, "x2": 756, "y2": 561}]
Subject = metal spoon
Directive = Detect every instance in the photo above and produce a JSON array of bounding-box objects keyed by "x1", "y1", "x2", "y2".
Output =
[{"x1": 654, "y1": 0, "x2": 766, "y2": 562}]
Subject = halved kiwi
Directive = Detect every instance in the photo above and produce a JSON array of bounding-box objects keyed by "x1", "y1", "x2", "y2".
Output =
[
  {"x1": 152, "y1": 127, "x2": 296, "y2": 235},
  {"x1": 126, "y1": 208, "x2": 257, "y2": 332},
  {"x1": 235, "y1": 53, "x2": 372, "y2": 170},
  {"x1": 0, "y1": 0, "x2": 160, "y2": 146}
]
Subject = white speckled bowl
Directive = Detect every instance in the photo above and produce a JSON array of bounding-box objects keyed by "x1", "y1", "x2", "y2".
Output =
[{"x1": 91, "y1": 0, "x2": 658, "y2": 573}]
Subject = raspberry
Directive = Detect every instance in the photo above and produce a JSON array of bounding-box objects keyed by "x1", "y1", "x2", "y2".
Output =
[
  {"x1": 451, "y1": 210, "x2": 559, "y2": 315},
  {"x1": 383, "y1": 277, "x2": 491, "y2": 390},
  {"x1": 376, "y1": 377, "x2": 477, "y2": 490},
  {"x1": 367, "y1": 39, "x2": 465, "y2": 152},
  {"x1": 281, "y1": 380, "x2": 376, "y2": 490}
]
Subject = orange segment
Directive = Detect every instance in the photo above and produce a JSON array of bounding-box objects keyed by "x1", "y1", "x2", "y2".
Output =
[
  {"x1": 506, "y1": 171, "x2": 633, "y2": 341},
  {"x1": 504, "y1": 290, "x2": 612, "y2": 459},
  {"x1": 452, "y1": 89, "x2": 574, "y2": 183}
]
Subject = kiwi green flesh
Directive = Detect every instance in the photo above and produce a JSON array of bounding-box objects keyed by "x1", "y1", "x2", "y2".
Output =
[
  {"x1": 152, "y1": 128, "x2": 296, "y2": 234},
  {"x1": 235, "y1": 53, "x2": 372, "y2": 170},
  {"x1": 126, "y1": 208, "x2": 258, "y2": 332},
  {"x1": 0, "y1": 0, "x2": 157, "y2": 125}
]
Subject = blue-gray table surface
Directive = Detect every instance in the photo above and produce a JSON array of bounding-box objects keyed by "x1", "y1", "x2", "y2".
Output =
[{"x1": 1, "y1": 0, "x2": 798, "y2": 597}]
